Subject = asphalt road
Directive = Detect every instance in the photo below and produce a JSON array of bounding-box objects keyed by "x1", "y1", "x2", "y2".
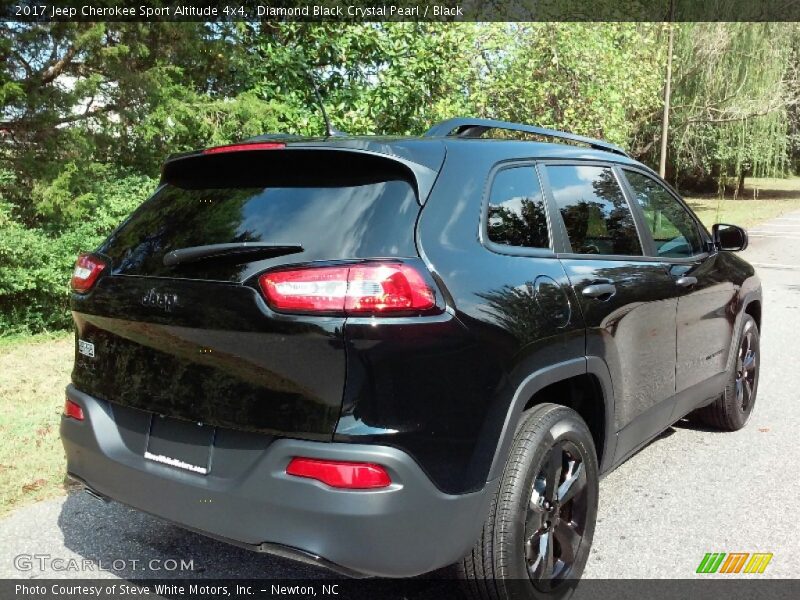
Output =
[{"x1": 2, "y1": 212, "x2": 799, "y2": 582}]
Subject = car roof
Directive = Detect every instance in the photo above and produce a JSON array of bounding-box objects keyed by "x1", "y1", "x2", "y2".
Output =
[{"x1": 267, "y1": 134, "x2": 644, "y2": 171}]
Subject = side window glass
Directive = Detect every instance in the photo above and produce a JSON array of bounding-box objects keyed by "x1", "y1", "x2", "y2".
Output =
[
  {"x1": 486, "y1": 166, "x2": 549, "y2": 249},
  {"x1": 625, "y1": 170, "x2": 703, "y2": 258},
  {"x1": 545, "y1": 165, "x2": 642, "y2": 256}
]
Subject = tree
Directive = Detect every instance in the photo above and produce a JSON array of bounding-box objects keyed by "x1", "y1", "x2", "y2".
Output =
[
  {"x1": 666, "y1": 23, "x2": 793, "y2": 192},
  {"x1": 451, "y1": 23, "x2": 666, "y2": 149}
]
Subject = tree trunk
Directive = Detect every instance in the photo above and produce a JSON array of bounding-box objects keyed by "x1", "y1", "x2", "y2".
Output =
[{"x1": 659, "y1": 19, "x2": 675, "y2": 179}]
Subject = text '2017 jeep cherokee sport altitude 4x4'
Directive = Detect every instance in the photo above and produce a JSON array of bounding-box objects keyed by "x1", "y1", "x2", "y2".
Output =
[{"x1": 61, "y1": 118, "x2": 762, "y2": 596}]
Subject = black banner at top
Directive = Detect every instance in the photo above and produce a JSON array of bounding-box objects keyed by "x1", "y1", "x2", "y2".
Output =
[{"x1": 4, "y1": 0, "x2": 800, "y2": 22}]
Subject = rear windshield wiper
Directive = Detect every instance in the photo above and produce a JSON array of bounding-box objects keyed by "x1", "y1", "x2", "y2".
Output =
[{"x1": 163, "y1": 242, "x2": 303, "y2": 267}]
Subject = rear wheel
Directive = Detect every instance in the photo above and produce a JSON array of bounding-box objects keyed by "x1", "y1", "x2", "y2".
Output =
[
  {"x1": 458, "y1": 404, "x2": 599, "y2": 599},
  {"x1": 694, "y1": 314, "x2": 759, "y2": 431}
]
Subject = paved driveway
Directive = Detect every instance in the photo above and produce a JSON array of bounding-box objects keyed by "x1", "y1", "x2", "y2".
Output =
[{"x1": 2, "y1": 213, "x2": 799, "y2": 581}]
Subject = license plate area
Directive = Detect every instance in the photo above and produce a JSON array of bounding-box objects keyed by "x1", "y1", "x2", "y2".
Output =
[{"x1": 144, "y1": 415, "x2": 214, "y2": 475}]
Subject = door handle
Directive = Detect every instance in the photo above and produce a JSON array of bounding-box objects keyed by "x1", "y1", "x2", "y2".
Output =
[
  {"x1": 675, "y1": 276, "x2": 698, "y2": 288},
  {"x1": 582, "y1": 283, "x2": 617, "y2": 300}
]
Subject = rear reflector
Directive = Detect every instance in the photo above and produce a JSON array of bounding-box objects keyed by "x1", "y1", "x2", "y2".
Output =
[
  {"x1": 286, "y1": 458, "x2": 391, "y2": 489},
  {"x1": 70, "y1": 253, "x2": 107, "y2": 293},
  {"x1": 202, "y1": 142, "x2": 285, "y2": 154},
  {"x1": 258, "y1": 262, "x2": 436, "y2": 315},
  {"x1": 64, "y1": 398, "x2": 84, "y2": 421}
]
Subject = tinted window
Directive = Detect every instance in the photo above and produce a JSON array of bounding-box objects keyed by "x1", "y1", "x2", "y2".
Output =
[
  {"x1": 546, "y1": 165, "x2": 642, "y2": 255},
  {"x1": 486, "y1": 167, "x2": 549, "y2": 249},
  {"x1": 624, "y1": 170, "x2": 704, "y2": 258},
  {"x1": 99, "y1": 178, "x2": 418, "y2": 282}
]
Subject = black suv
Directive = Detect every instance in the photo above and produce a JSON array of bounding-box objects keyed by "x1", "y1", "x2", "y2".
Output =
[{"x1": 61, "y1": 118, "x2": 762, "y2": 594}]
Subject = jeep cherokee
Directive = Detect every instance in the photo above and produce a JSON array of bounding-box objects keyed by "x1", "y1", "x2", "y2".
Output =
[{"x1": 61, "y1": 118, "x2": 762, "y2": 595}]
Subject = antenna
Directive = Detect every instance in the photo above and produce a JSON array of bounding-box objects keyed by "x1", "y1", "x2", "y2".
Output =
[{"x1": 307, "y1": 71, "x2": 344, "y2": 138}]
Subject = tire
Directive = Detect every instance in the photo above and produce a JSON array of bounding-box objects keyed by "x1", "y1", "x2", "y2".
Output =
[
  {"x1": 457, "y1": 403, "x2": 599, "y2": 600},
  {"x1": 693, "y1": 314, "x2": 760, "y2": 431}
]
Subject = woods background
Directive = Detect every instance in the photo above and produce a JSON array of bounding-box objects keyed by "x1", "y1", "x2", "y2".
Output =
[{"x1": 2, "y1": 22, "x2": 799, "y2": 335}]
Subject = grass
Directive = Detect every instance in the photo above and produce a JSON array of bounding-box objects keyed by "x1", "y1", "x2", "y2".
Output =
[
  {"x1": 0, "y1": 330, "x2": 73, "y2": 349},
  {"x1": 685, "y1": 177, "x2": 800, "y2": 230},
  {"x1": 0, "y1": 331, "x2": 75, "y2": 516},
  {"x1": 1, "y1": 176, "x2": 800, "y2": 518}
]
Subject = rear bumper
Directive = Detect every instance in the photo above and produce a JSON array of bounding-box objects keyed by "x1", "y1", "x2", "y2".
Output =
[{"x1": 61, "y1": 385, "x2": 493, "y2": 577}]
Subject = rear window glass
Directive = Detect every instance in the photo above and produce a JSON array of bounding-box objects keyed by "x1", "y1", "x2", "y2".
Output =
[
  {"x1": 99, "y1": 172, "x2": 419, "y2": 282},
  {"x1": 486, "y1": 166, "x2": 549, "y2": 249}
]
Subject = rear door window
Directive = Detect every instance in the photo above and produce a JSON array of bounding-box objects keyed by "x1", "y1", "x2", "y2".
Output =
[{"x1": 545, "y1": 164, "x2": 642, "y2": 256}]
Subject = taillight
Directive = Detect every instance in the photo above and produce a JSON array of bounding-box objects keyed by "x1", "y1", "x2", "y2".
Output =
[
  {"x1": 202, "y1": 142, "x2": 285, "y2": 154},
  {"x1": 70, "y1": 253, "x2": 107, "y2": 293},
  {"x1": 64, "y1": 398, "x2": 84, "y2": 421},
  {"x1": 258, "y1": 262, "x2": 437, "y2": 316},
  {"x1": 286, "y1": 457, "x2": 391, "y2": 489}
]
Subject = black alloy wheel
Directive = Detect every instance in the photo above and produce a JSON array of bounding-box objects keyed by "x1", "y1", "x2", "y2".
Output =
[
  {"x1": 525, "y1": 441, "x2": 589, "y2": 586},
  {"x1": 694, "y1": 314, "x2": 760, "y2": 431},
  {"x1": 458, "y1": 403, "x2": 599, "y2": 600},
  {"x1": 735, "y1": 325, "x2": 758, "y2": 413}
]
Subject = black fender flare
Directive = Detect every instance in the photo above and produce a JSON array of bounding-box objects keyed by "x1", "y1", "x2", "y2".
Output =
[
  {"x1": 726, "y1": 284, "x2": 763, "y2": 373},
  {"x1": 486, "y1": 356, "x2": 617, "y2": 482}
]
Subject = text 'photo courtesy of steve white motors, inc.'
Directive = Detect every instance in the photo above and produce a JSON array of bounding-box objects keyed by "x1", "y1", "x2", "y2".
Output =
[
  {"x1": 17, "y1": 4, "x2": 465, "y2": 19},
  {"x1": 13, "y1": 583, "x2": 344, "y2": 598}
]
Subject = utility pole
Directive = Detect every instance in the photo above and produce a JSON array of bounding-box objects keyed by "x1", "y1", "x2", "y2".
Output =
[{"x1": 659, "y1": 3, "x2": 675, "y2": 179}]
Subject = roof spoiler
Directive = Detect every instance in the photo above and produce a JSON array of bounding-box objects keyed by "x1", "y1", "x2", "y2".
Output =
[
  {"x1": 424, "y1": 117, "x2": 629, "y2": 157},
  {"x1": 160, "y1": 146, "x2": 441, "y2": 204}
]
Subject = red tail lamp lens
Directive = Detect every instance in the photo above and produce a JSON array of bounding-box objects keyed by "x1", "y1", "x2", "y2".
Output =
[
  {"x1": 286, "y1": 458, "x2": 392, "y2": 489},
  {"x1": 64, "y1": 398, "x2": 84, "y2": 421},
  {"x1": 202, "y1": 142, "x2": 285, "y2": 154},
  {"x1": 258, "y1": 263, "x2": 436, "y2": 315},
  {"x1": 70, "y1": 253, "x2": 107, "y2": 293},
  {"x1": 259, "y1": 267, "x2": 349, "y2": 312}
]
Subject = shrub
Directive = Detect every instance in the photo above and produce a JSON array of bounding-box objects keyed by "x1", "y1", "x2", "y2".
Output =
[{"x1": 0, "y1": 167, "x2": 157, "y2": 336}]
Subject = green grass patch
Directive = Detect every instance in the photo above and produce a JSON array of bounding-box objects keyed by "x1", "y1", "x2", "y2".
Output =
[
  {"x1": 0, "y1": 334, "x2": 76, "y2": 516},
  {"x1": 685, "y1": 177, "x2": 800, "y2": 230},
  {"x1": 0, "y1": 330, "x2": 72, "y2": 349}
]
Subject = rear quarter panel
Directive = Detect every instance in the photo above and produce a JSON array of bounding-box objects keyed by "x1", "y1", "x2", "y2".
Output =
[{"x1": 338, "y1": 143, "x2": 589, "y2": 493}]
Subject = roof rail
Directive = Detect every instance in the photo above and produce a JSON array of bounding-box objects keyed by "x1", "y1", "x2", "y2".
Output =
[{"x1": 423, "y1": 117, "x2": 629, "y2": 157}]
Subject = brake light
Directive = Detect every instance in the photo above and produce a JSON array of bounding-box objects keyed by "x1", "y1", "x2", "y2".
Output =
[
  {"x1": 64, "y1": 398, "x2": 84, "y2": 421},
  {"x1": 258, "y1": 263, "x2": 437, "y2": 315},
  {"x1": 70, "y1": 253, "x2": 106, "y2": 293},
  {"x1": 286, "y1": 458, "x2": 391, "y2": 489},
  {"x1": 202, "y1": 142, "x2": 285, "y2": 154}
]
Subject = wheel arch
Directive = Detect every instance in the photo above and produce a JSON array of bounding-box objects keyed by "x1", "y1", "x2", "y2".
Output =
[
  {"x1": 487, "y1": 357, "x2": 617, "y2": 483},
  {"x1": 744, "y1": 298, "x2": 761, "y2": 331},
  {"x1": 725, "y1": 286, "x2": 763, "y2": 374}
]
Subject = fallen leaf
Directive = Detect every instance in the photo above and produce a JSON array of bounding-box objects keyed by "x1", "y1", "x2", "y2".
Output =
[{"x1": 22, "y1": 478, "x2": 47, "y2": 493}]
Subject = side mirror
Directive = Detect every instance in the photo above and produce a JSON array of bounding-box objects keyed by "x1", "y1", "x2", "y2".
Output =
[{"x1": 712, "y1": 223, "x2": 748, "y2": 252}]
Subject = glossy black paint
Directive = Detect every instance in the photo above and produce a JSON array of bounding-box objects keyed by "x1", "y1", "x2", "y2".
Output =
[
  {"x1": 71, "y1": 276, "x2": 346, "y2": 440},
  {"x1": 557, "y1": 258, "x2": 679, "y2": 431},
  {"x1": 70, "y1": 135, "x2": 762, "y2": 495}
]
